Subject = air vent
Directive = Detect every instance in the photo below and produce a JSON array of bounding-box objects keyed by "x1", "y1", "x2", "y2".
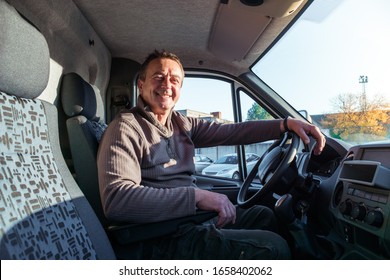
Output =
[
  {"x1": 332, "y1": 181, "x2": 344, "y2": 208},
  {"x1": 345, "y1": 152, "x2": 354, "y2": 161}
]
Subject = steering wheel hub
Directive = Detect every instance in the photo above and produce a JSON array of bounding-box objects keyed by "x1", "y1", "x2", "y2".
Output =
[{"x1": 258, "y1": 146, "x2": 284, "y2": 184}]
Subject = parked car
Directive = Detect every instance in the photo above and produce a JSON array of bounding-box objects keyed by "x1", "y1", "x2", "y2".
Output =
[
  {"x1": 1, "y1": 0, "x2": 390, "y2": 266},
  {"x1": 194, "y1": 154, "x2": 214, "y2": 174},
  {"x1": 202, "y1": 153, "x2": 260, "y2": 179}
]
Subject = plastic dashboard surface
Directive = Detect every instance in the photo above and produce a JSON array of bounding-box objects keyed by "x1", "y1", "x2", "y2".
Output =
[{"x1": 331, "y1": 141, "x2": 390, "y2": 259}]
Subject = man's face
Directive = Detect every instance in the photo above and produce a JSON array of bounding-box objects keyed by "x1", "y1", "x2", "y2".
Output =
[{"x1": 138, "y1": 58, "x2": 183, "y2": 115}]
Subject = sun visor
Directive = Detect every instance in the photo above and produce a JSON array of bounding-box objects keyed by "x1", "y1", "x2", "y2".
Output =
[{"x1": 208, "y1": 0, "x2": 304, "y2": 61}]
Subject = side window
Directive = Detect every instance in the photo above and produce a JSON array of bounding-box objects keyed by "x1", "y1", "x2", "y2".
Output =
[
  {"x1": 176, "y1": 78, "x2": 275, "y2": 181},
  {"x1": 176, "y1": 77, "x2": 239, "y2": 179},
  {"x1": 239, "y1": 90, "x2": 275, "y2": 180}
]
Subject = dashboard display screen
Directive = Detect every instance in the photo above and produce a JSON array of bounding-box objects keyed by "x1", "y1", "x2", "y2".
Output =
[{"x1": 361, "y1": 148, "x2": 390, "y2": 169}]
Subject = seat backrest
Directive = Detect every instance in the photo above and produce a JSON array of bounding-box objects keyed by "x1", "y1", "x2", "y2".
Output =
[
  {"x1": 0, "y1": 0, "x2": 115, "y2": 259},
  {"x1": 60, "y1": 72, "x2": 108, "y2": 227}
]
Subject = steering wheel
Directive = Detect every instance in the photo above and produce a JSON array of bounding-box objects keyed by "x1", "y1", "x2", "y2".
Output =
[{"x1": 237, "y1": 132, "x2": 301, "y2": 208}]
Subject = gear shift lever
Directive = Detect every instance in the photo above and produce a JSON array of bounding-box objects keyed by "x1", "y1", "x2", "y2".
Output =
[
  {"x1": 275, "y1": 194, "x2": 323, "y2": 259},
  {"x1": 274, "y1": 194, "x2": 295, "y2": 223}
]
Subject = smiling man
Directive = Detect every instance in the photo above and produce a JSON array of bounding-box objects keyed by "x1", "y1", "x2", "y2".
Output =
[
  {"x1": 137, "y1": 53, "x2": 184, "y2": 123},
  {"x1": 97, "y1": 50, "x2": 325, "y2": 259}
]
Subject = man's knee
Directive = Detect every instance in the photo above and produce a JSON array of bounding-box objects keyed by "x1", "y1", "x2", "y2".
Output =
[
  {"x1": 237, "y1": 205, "x2": 278, "y2": 231},
  {"x1": 223, "y1": 228, "x2": 291, "y2": 259}
]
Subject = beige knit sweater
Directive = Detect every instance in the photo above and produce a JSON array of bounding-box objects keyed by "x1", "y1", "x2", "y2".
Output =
[{"x1": 97, "y1": 98, "x2": 282, "y2": 223}]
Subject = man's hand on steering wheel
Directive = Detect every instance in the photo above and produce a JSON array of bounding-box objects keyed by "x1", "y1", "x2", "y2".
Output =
[
  {"x1": 282, "y1": 116, "x2": 326, "y2": 156},
  {"x1": 237, "y1": 116, "x2": 326, "y2": 209}
]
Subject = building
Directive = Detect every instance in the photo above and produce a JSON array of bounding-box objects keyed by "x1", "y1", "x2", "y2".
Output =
[{"x1": 176, "y1": 109, "x2": 233, "y2": 124}]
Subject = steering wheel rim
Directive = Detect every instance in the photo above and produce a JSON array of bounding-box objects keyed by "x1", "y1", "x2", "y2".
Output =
[{"x1": 237, "y1": 132, "x2": 300, "y2": 208}]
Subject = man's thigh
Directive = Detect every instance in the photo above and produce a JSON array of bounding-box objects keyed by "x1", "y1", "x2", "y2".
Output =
[
  {"x1": 146, "y1": 206, "x2": 290, "y2": 259},
  {"x1": 226, "y1": 205, "x2": 278, "y2": 231}
]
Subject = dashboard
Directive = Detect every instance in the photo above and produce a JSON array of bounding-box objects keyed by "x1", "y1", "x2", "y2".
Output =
[{"x1": 330, "y1": 142, "x2": 390, "y2": 259}]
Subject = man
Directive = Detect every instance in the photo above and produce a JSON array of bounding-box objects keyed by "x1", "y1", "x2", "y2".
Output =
[{"x1": 97, "y1": 50, "x2": 326, "y2": 259}]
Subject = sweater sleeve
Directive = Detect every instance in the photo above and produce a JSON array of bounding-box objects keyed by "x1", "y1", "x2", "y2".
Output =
[
  {"x1": 189, "y1": 117, "x2": 283, "y2": 148},
  {"x1": 97, "y1": 115, "x2": 196, "y2": 224}
]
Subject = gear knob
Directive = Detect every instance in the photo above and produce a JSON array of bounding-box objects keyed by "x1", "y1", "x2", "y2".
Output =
[{"x1": 275, "y1": 194, "x2": 296, "y2": 224}]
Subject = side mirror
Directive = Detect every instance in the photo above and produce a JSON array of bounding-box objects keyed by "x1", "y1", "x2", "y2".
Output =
[{"x1": 299, "y1": 110, "x2": 312, "y2": 123}]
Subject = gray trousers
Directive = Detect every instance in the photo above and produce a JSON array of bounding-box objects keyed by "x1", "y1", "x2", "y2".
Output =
[{"x1": 144, "y1": 205, "x2": 291, "y2": 259}]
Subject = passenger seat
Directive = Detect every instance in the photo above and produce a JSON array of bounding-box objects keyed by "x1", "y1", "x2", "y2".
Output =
[{"x1": 0, "y1": 0, "x2": 115, "y2": 259}]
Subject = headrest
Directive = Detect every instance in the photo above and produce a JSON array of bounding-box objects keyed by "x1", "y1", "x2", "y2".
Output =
[
  {"x1": 0, "y1": 0, "x2": 50, "y2": 99},
  {"x1": 61, "y1": 72, "x2": 100, "y2": 120}
]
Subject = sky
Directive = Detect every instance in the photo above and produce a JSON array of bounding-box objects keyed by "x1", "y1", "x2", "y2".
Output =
[
  {"x1": 252, "y1": 0, "x2": 390, "y2": 115},
  {"x1": 177, "y1": 0, "x2": 390, "y2": 120},
  {"x1": 176, "y1": 78, "x2": 236, "y2": 121}
]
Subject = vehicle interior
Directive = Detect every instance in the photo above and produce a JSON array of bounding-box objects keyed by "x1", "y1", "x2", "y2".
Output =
[{"x1": 1, "y1": 0, "x2": 389, "y2": 260}]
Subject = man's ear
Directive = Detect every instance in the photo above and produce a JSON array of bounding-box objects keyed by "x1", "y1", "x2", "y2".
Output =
[{"x1": 137, "y1": 79, "x2": 143, "y2": 93}]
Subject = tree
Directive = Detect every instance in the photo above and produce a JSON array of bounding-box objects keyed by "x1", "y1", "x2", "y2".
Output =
[
  {"x1": 321, "y1": 92, "x2": 389, "y2": 142},
  {"x1": 246, "y1": 103, "x2": 273, "y2": 121}
]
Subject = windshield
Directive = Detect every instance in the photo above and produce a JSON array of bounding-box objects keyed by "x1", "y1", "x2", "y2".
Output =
[{"x1": 252, "y1": 0, "x2": 390, "y2": 145}]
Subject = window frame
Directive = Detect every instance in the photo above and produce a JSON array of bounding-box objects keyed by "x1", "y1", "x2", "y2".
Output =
[{"x1": 181, "y1": 71, "x2": 279, "y2": 181}]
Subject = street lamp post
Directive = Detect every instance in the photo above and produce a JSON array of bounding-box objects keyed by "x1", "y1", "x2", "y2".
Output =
[
  {"x1": 359, "y1": 75, "x2": 368, "y2": 94},
  {"x1": 359, "y1": 75, "x2": 368, "y2": 109}
]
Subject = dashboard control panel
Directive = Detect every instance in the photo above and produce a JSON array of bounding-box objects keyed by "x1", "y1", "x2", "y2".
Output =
[{"x1": 331, "y1": 143, "x2": 390, "y2": 258}]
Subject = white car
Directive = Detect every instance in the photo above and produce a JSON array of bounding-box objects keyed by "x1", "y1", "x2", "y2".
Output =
[
  {"x1": 202, "y1": 153, "x2": 260, "y2": 179},
  {"x1": 194, "y1": 154, "x2": 214, "y2": 174}
]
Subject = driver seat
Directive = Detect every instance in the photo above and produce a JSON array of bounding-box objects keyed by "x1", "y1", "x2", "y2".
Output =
[
  {"x1": 57, "y1": 43, "x2": 217, "y2": 258},
  {"x1": 59, "y1": 67, "x2": 217, "y2": 258},
  {"x1": 60, "y1": 72, "x2": 109, "y2": 227}
]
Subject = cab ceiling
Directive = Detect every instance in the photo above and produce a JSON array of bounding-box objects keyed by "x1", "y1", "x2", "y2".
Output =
[
  {"x1": 72, "y1": 0, "x2": 307, "y2": 75},
  {"x1": 7, "y1": 0, "x2": 306, "y2": 76}
]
